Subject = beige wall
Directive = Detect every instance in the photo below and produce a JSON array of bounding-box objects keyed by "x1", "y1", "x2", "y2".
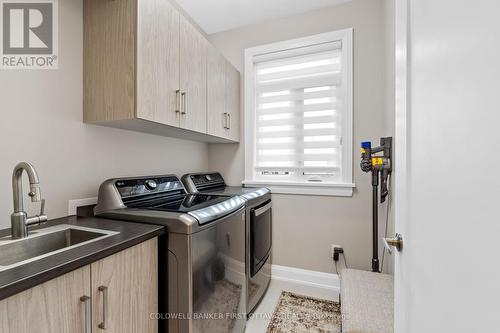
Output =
[
  {"x1": 208, "y1": 0, "x2": 394, "y2": 273},
  {"x1": 0, "y1": 0, "x2": 208, "y2": 228}
]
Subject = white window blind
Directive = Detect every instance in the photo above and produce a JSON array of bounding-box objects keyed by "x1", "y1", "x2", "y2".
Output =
[{"x1": 253, "y1": 41, "x2": 344, "y2": 183}]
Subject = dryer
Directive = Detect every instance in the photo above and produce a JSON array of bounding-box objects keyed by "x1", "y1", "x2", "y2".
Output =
[{"x1": 182, "y1": 172, "x2": 272, "y2": 315}]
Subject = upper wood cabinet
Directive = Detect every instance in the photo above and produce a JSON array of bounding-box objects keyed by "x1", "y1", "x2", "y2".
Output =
[
  {"x1": 83, "y1": 0, "x2": 136, "y2": 122},
  {"x1": 225, "y1": 62, "x2": 241, "y2": 142},
  {"x1": 207, "y1": 46, "x2": 241, "y2": 142},
  {"x1": 207, "y1": 46, "x2": 228, "y2": 139},
  {"x1": 179, "y1": 17, "x2": 208, "y2": 133},
  {"x1": 84, "y1": 0, "x2": 240, "y2": 143},
  {"x1": 136, "y1": 0, "x2": 180, "y2": 127}
]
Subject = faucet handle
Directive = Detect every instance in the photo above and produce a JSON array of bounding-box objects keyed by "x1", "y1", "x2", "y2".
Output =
[
  {"x1": 38, "y1": 199, "x2": 47, "y2": 224},
  {"x1": 26, "y1": 199, "x2": 48, "y2": 227},
  {"x1": 40, "y1": 199, "x2": 45, "y2": 216}
]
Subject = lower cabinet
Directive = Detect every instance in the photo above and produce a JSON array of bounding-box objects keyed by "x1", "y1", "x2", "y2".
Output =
[
  {"x1": 0, "y1": 238, "x2": 157, "y2": 333},
  {"x1": 91, "y1": 238, "x2": 158, "y2": 333},
  {"x1": 0, "y1": 265, "x2": 91, "y2": 332}
]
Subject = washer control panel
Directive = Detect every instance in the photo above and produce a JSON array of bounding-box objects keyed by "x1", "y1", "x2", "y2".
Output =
[
  {"x1": 115, "y1": 176, "x2": 184, "y2": 198},
  {"x1": 182, "y1": 172, "x2": 226, "y2": 192}
]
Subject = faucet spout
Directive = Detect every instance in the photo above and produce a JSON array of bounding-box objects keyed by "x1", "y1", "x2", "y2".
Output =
[{"x1": 12, "y1": 162, "x2": 41, "y2": 213}]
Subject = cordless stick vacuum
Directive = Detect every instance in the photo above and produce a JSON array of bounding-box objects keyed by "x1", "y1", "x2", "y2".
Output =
[{"x1": 360, "y1": 137, "x2": 392, "y2": 273}]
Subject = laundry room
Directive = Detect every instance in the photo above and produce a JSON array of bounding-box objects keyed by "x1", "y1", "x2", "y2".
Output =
[{"x1": 0, "y1": 0, "x2": 499, "y2": 332}]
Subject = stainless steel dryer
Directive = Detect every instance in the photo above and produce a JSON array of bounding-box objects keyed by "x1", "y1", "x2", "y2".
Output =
[
  {"x1": 181, "y1": 172, "x2": 272, "y2": 315},
  {"x1": 94, "y1": 175, "x2": 246, "y2": 333}
]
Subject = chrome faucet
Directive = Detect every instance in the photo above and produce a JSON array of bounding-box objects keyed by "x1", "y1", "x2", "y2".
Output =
[{"x1": 11, "y1": 162, "x2": 47, "y2": 239}]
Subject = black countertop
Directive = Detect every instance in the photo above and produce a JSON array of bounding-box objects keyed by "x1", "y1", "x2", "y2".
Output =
[{"x1": 0, "y1": 215, "x2": 164, "y2": 300}]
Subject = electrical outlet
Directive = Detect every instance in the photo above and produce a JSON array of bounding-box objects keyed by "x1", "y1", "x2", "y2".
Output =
[{"x1": 331, "y1": 244, "x2": 342, "y2": 259}]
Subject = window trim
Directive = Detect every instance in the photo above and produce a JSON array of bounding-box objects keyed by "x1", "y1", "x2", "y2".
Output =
[{"x1": 243, "y1": 28, "x2": 354, "y2": 197}]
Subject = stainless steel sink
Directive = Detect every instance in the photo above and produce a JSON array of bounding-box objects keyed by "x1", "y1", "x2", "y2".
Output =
[{"x1": 0, "y1": 224, "x2": 119, "y2": 271}]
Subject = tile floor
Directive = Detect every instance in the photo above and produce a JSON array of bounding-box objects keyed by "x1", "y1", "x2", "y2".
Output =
[{"x1": 244, "y1": 279, "x2": 340, "y2": 333}]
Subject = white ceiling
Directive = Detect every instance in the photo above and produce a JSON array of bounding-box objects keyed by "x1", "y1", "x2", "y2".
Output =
[{"x1": 175, "y1": 0, "x2": 352, "y2": 34}]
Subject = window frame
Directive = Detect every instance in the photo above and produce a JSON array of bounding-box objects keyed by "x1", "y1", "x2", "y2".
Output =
[{"x1": 243, "y1": 28, "x2": 354, "y2": 197}]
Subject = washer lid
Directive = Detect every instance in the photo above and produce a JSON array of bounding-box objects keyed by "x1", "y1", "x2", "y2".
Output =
[
  {"x1": 187, "y1": 196, "x2": 245, "y2": 224},
  {"x1": 125, "y1": 193, "x2": 245, "y2": 224}
]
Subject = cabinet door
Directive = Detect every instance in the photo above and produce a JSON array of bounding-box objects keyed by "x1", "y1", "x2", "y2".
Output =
[
  {"x1": 91, "y1": 238, "x2": 158, "y2": 333},
  {"x1": 0, "y1": 265, "x2": 91, "y2": 333},
  {"x1": 137, "y1": 0, "x2": 180, "y2": 127},
  {"x1": 179, "y1": 17, "x2": 208, "y2": 133},
  {"x1": 83, "y1": 0, "x2": 136, "y2": 123},
  {"x1": 225, "y1": 62, "x2": 241, "y2": 142},
  {"x1": 207, "y1": 45, "x2": 227, "y2": 138}
]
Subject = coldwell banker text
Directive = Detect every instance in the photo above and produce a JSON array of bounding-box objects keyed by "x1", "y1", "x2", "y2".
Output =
[{"x1": 1, "y1": 0, "x2": 58, "y2": 69}]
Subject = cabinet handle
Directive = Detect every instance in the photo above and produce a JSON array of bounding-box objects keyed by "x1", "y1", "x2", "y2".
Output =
[
  {"x1": 181, "y1": 92, "x2": 187, "y2": 115},
  {"x1": 227, "y1": 113, "x2": 231, "y2": 130},
  {"x1": 98, "y1": 286, "x2": 108, "y2": 330},
  {"x1": 80, "y1": 295, "x2": 91, "y2": 333},
  {"x1": 223, "y1": 112, "x2": 228, "y2": 129},
  {"x1": 175, "y1": 90, "x2": 181, "y2": 113}
]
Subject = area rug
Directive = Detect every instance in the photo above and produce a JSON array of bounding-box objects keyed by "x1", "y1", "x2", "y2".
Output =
[{"x1": 266, "y1": 291, "x2": 341, "y2": 333}]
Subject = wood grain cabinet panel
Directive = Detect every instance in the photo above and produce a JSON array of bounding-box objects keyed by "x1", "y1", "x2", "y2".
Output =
[
  {"x1": 207, "y1": 45, "x2": 227, "y2": 138},
  {"x1": 180, "y1": 17, "x2": 208, "y2": 133},
  {"x1": 0, "y1": 265, "x2": 91, "y2": 333},
  {"x1": 136, "y1": 0, "x2": 180, "y2": 127},
  {"x1": 83, "y1": 0, "x2": 136, "y2": 123},
  {"x1": 91, "y1": 238, "x2": 158, "y2": 333},
  {"x1": 225, "y1": 61, "x2": 241, "y2": 142},
  {"x1": 0, "y1": 239, "x2": 158, "y2": 333},
  {"x1": 207, "y1": 48, "x2": 241, "y2": 142},
  {"x1": 84, "y1": 0, "x2": 240, "y2": 143}
]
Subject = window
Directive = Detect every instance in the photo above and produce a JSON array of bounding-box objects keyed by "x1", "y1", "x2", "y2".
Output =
[{"x1": 244, "y1": 29, "x2": 354, "y2": 196}]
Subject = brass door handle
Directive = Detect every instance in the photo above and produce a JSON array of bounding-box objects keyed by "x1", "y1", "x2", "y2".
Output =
[{"x1": 383, "y1": 233, "x2": 403, "y2": 254}]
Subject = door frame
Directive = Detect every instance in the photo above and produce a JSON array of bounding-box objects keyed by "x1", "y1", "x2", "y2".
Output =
[{"x1": 394, "y1": 0, "x2": 410, "y2": 332}]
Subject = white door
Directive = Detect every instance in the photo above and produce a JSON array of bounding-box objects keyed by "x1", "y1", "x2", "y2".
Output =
[{"x1": 394, "y1": 1, "x2": 500, "y2": 332}]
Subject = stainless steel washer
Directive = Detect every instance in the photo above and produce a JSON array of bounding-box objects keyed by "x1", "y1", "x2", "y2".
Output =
[
  {"x1": 94, "y1": 175, "x2": 246, "y2": 333},
  {"x1": 181, "y1": 172, "x2": 272, "y2": 315}
]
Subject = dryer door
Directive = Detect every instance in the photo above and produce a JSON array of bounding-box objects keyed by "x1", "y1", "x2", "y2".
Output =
[{"x1": 250, "y1": 200, "x2": 272, "y2": 277}]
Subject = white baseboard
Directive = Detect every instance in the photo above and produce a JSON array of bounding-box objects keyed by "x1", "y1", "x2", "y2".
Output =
[
  {"x1": 68, "y1": 197, "x2": 98, "y2": 216},
  {"x1": 271, "y1": 264, "x2": 340, "y2": 291}
]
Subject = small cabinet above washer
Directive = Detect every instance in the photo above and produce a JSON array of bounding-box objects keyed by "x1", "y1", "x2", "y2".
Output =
[
  {"x1": 207, "y1": 45, "x2": 241, "y2": 142},
  {"x1": 83, "y1": 0, "x2": 240, "y2": 143}
]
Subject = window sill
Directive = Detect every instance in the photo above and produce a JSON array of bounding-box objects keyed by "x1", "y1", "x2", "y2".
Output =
[{"x1": 242, "y1": 180, "x2": 355, "y2": 197}]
